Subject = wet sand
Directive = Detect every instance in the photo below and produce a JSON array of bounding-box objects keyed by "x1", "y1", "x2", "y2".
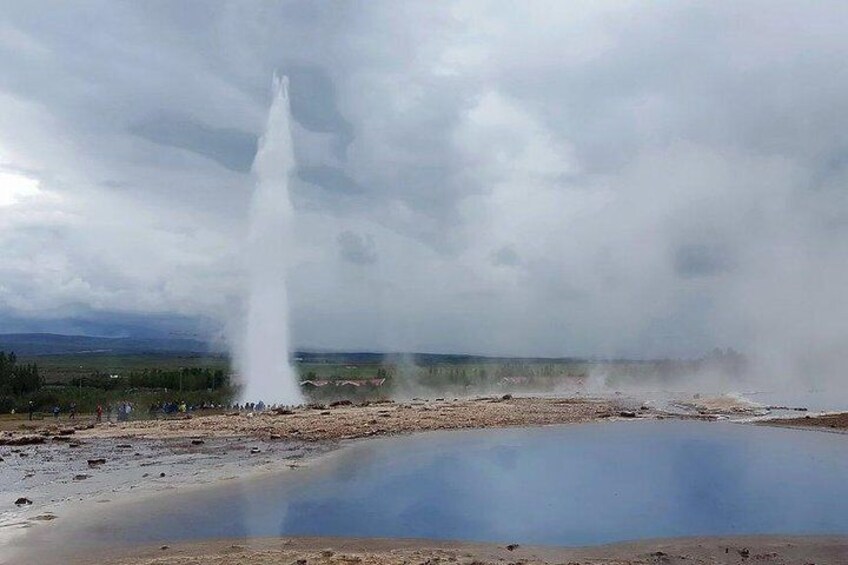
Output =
[{"x1": 59, "y1": 534, "x2": 848, "y2": 565}]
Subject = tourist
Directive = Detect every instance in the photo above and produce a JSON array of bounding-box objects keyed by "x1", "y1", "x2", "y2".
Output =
[
  {"x1": 28, "y1": 400, "x2": 34, "y2": 421},
  {"x1": 69, "y1": 402, "x2": 77, "y2": 420},
  {"x1": 106, "y1": 403, "x2": 113, "y2": 422},
  {"x1": 96, "y1": 404, "x2": 103, "y2": 423},
  {"x1": 52, "y1": 405, "x2": 60, "y2": 419}
]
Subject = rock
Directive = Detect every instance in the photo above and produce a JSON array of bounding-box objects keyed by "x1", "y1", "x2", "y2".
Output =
[
  {"x1": 329, "y1": 400, "x2": 352, "y2": 407},
  {"x1": 116, "y1": 444, "x2": 132, "y2": 449},
  {"x1": 619, "y1": 411, "x2": 637, "y2": 418},
  {"x1": 19, "y1": 452, "x2": 29, "y2": 457},
  {"x1": 502, "y1": 394, "x2": 513, "y2": 400},
  {"x1": 14, "y1": 497, "x2": 32, "y2": 506},
  {"x1": 250, "y1": 447, "x2": 261, "y2": 454},
  {"x1": 73, "y1": 474, "x2": 90, "y2": 481},
  {"x1": 275, "y1": 409, "x2": 293, "y2": 415},
  {"x1": 506, "y1": 544, "x2": 520, "y2": 551},
  {"x1": 191, "y1": 439, "x2": 205, "y2": 445},
  {"x1": 269, "y1": 434, "x2": 282, "y2": 440},
  {"x1": 159, "y1": 472, "x2": 166, "y2": 478},
  {"x1": 0, "y1": 435, "x2": 45, "y2": 446},
  {"x1": 739, "y1": 547, "x2": 750, "y2": 559},
  {"x1": 87, "y1": 458, "x2": 106, "y2": 466},
  {"x1": 142, "y1": 473, "x2": 149, "y2": 478},
  {"x1": 58, "y1": 429, "x2": 75, "y2": 436},
  {"x1": 68, "y1": 442, "x2": 81, "y2": 448},
  {"x1": 160, "y1": 545, "x2": 170, "y2": 550},
  {"x1": 52, "y1": 436, "x2": 71, "y2": 442}
]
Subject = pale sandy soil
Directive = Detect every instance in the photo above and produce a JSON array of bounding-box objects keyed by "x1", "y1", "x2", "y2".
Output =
[
  {"x1": 51, "y1": 535, "x2": 848, "y2": 565},
  {"x1": 70, "y1": 397, "x2": 645, "y2": 442},
  {"x1": 2, "y1": 395, "x2": 764, "y2": 448},
  {"x1": 672, "y1": 394, "x2": 764, "y2": 415}
]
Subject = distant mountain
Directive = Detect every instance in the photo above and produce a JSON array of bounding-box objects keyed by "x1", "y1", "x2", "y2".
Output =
[
  {"x1": 0, "y1": 333, "x2": 215, "y2": 356},
  {"x1": 0, "y1": 333, "x2": 591, "y2": 363}
]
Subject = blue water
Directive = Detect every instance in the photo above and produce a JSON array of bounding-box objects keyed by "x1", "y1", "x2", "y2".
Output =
[{"x1": 84, "y1": 421, "x2": 848, "y2": 546}]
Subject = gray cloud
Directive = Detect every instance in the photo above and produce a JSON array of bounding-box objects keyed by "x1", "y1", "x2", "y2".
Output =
[
  {"x1": 131, "y1": 115, "x2": 257, "y2": 172},
  {"x1": 673, "y1": 244, "x2": 734, "y2": 279},
  {"x1": 0, "y1": 1, "x2": 847, "y2": 394},
  {"x1": 337, "y1": 230, "x2": 378, "y2": 265},
  {"x1": 491, "y1": 246, "x2": 521, "y2": 267}
]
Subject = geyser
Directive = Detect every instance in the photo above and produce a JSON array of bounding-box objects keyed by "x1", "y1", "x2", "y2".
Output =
[{"x1": 238, "y1": 74, "x2": 304, "y2": 406}]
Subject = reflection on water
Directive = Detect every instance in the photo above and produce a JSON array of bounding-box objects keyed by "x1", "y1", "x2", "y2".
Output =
[{"x1": 55, "y1": 421, "x2": 848, "y2": 547}]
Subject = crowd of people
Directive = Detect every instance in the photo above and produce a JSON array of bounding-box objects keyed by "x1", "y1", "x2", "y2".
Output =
[{"x1": 23, "y1": 399, "x2": 283, "y2": 423}]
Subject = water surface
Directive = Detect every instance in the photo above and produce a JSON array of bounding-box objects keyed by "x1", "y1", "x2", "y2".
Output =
[{"x1": 60, "y1": 421, "x2": 848, "y2": 546}]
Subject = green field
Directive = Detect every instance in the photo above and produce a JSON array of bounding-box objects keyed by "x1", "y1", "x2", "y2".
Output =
[{"x1": 0, "y1": 345, "x2": 747, "y2": 416}]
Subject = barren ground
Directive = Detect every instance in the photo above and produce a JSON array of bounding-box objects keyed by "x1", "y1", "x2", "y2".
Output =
[
  {"x1": 761, "y1": 411, "x2": 848, "y2": 432},
  {"x1": 64, "y1": 535, "x2": 848, "y2": 565},
  {"x1": 69, "y1": 396, "x2": 650, "y2": 442}
]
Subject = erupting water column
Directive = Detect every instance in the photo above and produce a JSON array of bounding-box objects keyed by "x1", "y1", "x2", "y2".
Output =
[{"x1": 238, "y1": 75, "x2": 304, "y2": 405}]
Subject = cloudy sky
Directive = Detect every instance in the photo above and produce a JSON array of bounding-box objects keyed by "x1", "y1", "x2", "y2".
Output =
[{"x1": 1, "y1": 2, "x2": 847, "y2": 373}]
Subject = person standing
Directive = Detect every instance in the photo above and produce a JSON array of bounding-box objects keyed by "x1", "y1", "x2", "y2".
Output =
[
  {"x1": 52, "y1": 405, "x2": 60, "y2": 419},
  {"x1": 28, "y1": 401, "x2": 35, "y2": 421},
  {"x1": 96, "y1": 404, "x2": 103, "y2": 423},
  {"x1": 69, "y1": 402, "x2": 77, "y2": 420}
]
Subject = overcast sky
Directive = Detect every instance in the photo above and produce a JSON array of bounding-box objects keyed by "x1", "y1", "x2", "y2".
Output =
[{"x1": 1, "y1": 2, "x2": 847, "y2": 373}]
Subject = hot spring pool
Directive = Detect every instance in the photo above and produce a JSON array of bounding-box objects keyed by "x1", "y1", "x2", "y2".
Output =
[{"x1": 56, "y1": 421, "x2": 848, "y2": 547}]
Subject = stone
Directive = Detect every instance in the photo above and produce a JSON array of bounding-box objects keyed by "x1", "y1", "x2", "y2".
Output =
[
  {"x1": 15, "y1": 497, "x2": 32, "y2": 506},
  {"x1": 329, "y1": 400, "x2": 352, "y2": 407},
  {"x1": 87, "y1": 458, "x2": 106, "y2": 466},
  {"x1": 0, "y1": 435, "x2": 45, "y2": 446}
]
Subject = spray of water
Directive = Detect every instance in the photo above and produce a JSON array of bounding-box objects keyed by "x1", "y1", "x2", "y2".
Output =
[{"x1": 237, "y1": 74, "x2": 304, "y2": 406}]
